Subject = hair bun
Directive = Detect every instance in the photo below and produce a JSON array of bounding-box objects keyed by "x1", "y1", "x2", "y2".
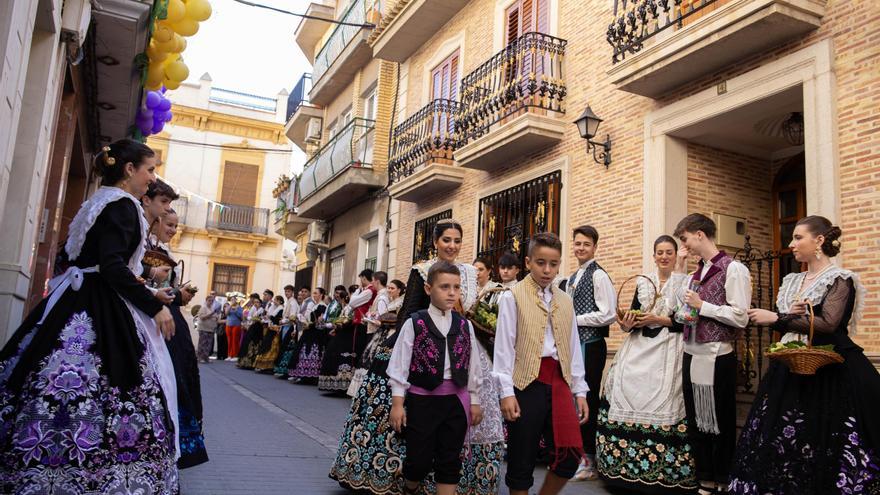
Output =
[{"x1": 823, "y1": 225, "x2": 842, "y2": 257}]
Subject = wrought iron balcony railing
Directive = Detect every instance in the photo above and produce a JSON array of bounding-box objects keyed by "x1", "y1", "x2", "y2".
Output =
[
  {"x1": 312, "y1": 0, "x2": 377, "y2": 83},
  {"x1": 607, "y1": 0, "x2": 723, "y2": 63},
  {"x1": 206, "y1": 202, "x2": 270, "y2": 235},
  {"x1": 297, "y1": 117, "x2": 376, "y2": 203},
  {"x1": 456, "y1": 32, "x2": 567, "y2": 144},
  {"x1": 287, "y1": 73, "x2": 314, "y2": 121},
  {"x1": 389, "y1": 99, "x2": 462, "y2": 184}
]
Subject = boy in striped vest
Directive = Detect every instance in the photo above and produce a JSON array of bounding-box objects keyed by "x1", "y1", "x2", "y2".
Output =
[
  {"x1": 673, "y1": 213, "x2": 751, "y2": 494},
  {"x1": 494, "y1": 233, "x2": 589, "y2": 495}
]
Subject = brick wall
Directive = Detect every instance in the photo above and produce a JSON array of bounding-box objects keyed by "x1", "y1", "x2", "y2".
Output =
[{"x1": 386, "y1": 0, "x2": 880, "y2": 352}]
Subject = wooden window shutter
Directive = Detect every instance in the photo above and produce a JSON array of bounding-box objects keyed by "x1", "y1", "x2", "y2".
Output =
[
  {"x1": 221, "y1": 162, "x2": 259, "y2": 207},
  {"x1": 536, "y1": 0, "x2": 549, "y2": 33},
  {"x1": 449, "y1": 55, "x2": 459, "y2": 102},
  {"x1": 521, "y1": 0, "x2": 533, "y2": 33},
  {"x1": 505, "y1": 4, "x2": 520, "y2": 45}
]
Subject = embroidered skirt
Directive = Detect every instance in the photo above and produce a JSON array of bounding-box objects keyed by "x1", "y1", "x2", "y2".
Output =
[
  {"x1": 253, "y1": 327, "x2": 281, "y2": 372},
  {"x1": 318, "y1": 323, "x2": 366, "y2": 392},
  {"x1": 236, "y1": 323, "x2": 263, "y2": 370},
  {"x1": 287, "y1": 325, "x2": 325, "y2": 379}
]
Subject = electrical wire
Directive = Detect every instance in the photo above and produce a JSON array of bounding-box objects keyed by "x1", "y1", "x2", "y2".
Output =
[
  {"x1": 147, "y1": 135, "x2": 297, "y2": 154},
  {"x1": 229, "y1": 0, "x2": 376, "y2": 28}
]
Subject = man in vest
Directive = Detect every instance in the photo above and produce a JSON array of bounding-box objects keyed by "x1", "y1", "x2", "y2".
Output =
[
  {"x1": 673, "y1": 213, "x2": 751, "y2": 494},
  {"x1": 563, "y1": 225, "x2": 617, "y2": 481},
  {"x1": 494, "y1": 232, "x2": 589, "y2": 495}
]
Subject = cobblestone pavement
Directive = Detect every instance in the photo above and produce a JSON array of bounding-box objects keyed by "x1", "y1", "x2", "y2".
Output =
[{"x1": 180, "y1": 361, "x2": 614, "y2": 495}]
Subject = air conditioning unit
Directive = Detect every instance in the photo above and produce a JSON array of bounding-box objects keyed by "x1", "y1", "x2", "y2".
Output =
[
  {"x1": 61, "y1": 0, "x2": 91, "y2": 48},
  {"x1": 306, "y1": 221, "x2": 329, "y2": 250},
  {"x1": 305, "y1": 118, "x2": 323, "y2": 143}
]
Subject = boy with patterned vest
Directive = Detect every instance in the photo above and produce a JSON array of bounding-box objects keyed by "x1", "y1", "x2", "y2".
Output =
[
  {"x1": 494, "y1": 232, "x2": 590, "y2": 495},
  {"x1": 388, "y1": 261, "x2": 483, "y2": 495},
  {"x1": 564, "y1": 225, "x2": 617, "y2": 481},
  {"x1": 672, "y1": 213, "x2": 751, "y2": 494}
]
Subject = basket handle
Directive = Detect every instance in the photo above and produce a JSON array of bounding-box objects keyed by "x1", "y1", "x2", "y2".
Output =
[
  {"x1": 806, "y1": 301, "x2": 815, "y2": 348},
  {"x1": 616, "y1": 274, "x2": 659, "y2": 315}
]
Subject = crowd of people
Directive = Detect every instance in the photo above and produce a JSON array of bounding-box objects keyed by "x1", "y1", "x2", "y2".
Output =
[{"x1": 0, "y1": 138, "x2": 876, "y2": 495}]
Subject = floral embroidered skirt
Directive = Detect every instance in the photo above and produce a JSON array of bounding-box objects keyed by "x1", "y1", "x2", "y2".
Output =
[
  {"x1": 318, "y1": 323, "x2": 367, "y2": 392},
  {"x1": 236, "y1": 323, "x2": 264, "y2": 370},
  {"x1": 273, "y1": 326, "x2": 298, "y2": 376},
  {"x1": 253, "y1": 328, "x2": 281, "y2": 372},
  {"x1": 287, "y1": 326, "x2": 325, "y2": 379},
  {"x1": 596, "y1": 401, "x2": 698, "y2": 493},
  {"x1": 728, "y1": 349, "x2": 880, "y2": 495},
  {"x1": 0, "y1": 306, "x2": 179, "y2": 494}
]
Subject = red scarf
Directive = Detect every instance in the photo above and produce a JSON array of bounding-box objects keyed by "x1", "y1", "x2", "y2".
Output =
[{"x1": 536, "y1": 357, "x2": 585, "y2": 470}]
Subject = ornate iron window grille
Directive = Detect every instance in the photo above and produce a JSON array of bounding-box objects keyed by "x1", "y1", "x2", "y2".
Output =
[
  {"x1": 476, "y1": 170, "x2": 562, "y2": 272},
  {"x1": 606, "y1": 0, "x2": 721, "y2": 63},
  {"x1": 389, "y1": 99, "x2": 463, "y2": 185},
  {"x1": 412, "y1": 209, "x2": 453, "y2": 264},
  {"x1": 456, "y1": 32, "x2": 567, "y2": 145}
]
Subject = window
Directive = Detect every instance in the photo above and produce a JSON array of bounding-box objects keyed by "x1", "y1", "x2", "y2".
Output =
[
  {"x1": 212, "y1": 264, "x2": 248, "y2": 295},
  {"x1": 431, "y1": 52, "x2": 459, "y2": 101},
  {"x1": 412, "y1": 209, "x2": 453, "y2": 264},
  {"x1": 330, "y1": 246, "x2": 345, "y2": 288},
  {"x1": 362, "y1": 87, "x2": 377, "y2": 122},
  {"x1": 221, "y1": 162, "x2": 259, "y2": 207},
  {"x1": 504, "y1": 0, "x2": 549, "y2": 44},
  {"x1": 364, "y1": 233, "x2": 378, "y2": 271},
  {"x1": 476, "y1": 170, "x2": 562, "y2": 271}
]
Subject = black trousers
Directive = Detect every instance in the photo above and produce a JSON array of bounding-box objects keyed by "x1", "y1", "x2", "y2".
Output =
[
  {"x1": 402, "y1": 393, "x2": 468, "y2": 485},
  {"x1": 506, "y1": 381, "x2": 581, "y2": 491},
  {"x1": 582, "y1": 338, "x2": 606, "y2": 456},
  {"x1": 215, "y1": 324, "x2": 228, "y2": 360},
  {"x1": 682, "y1": 351, "x2": 737, "y2": 484}
]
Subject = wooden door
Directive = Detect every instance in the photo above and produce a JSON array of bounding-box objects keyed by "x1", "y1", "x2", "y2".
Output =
[{"x1": 772, "y1": 154, "x2": 807, "y2": 288}]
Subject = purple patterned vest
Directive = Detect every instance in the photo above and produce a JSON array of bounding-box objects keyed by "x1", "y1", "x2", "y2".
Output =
[
  {"x1": 407, "y1": 309, "x2": 470, "y2": 390},
  {"x1": 686, "y1": 251, "x2": 739, "y2": 343}
]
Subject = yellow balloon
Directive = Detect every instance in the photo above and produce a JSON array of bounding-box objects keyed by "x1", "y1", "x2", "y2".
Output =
[
  {"x1": 170, "y1": 18, "x2": 199, "y2": 37},
  {"x1": 154, "y1": 35, "x2": 177, "y2": 53},
  {"x1": 164, "y1": 79, "x2": 181, "y2": 90},
  {"x1": 177, "y1": 37, "x2": 187, "y2": 53},
  {"x1": 166, "y1": 0, "x2": 186, "y2": 23},
  {"x1": 165, "y1": 60, "x2": 189, "y2": 82},
  {"x1": 146, "y1": 62, "x2": 166, "y2": 87},
  {"x1": 146, "y1": 42, "x2": 168, "y2": 63},
  {"x1": 152, "y1": 23, "x2": 174, "y2": 43},
  {"x1": 185, "y1": 0, "x2": 212, "y2": 22}
]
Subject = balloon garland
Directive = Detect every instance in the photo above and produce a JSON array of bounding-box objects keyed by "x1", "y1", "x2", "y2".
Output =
[{"x1": 135, "y1": 0, "x2": 212, "y2": 138}]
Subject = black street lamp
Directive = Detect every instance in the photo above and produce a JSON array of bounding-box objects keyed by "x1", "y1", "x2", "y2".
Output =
[{"x1": 574, "y1": 105, "x2": 612, "y2": 168}]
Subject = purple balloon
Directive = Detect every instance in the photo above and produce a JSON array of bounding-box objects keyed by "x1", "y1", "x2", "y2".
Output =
[
  {"x1": 139, "y1": 120, "x2": 153, "y2": 136},
  {"x1": 152, "y1": 120, "x2": 165, "y2": 134},
  {"x1": 137, "y1": 113, "x2": 152, "y2": 128},
  {"x1": 157, "y1": 98, "x2": 172, "y2": 112},
  {"x1": 145, "y1": 91, "x2": 161, "y2": 109},
  {"x1": 160, "y1": 85, "x2": 167, "y2": 93},
  {"x1": 141, "y1": 108, "x2": 154, "y2": 119},
  {"x1": 153, "y1": 110, "x2": 167, "y2": 123},
  {"x1": 164, "y1": 111, "x2": 173, "y2": 122}
]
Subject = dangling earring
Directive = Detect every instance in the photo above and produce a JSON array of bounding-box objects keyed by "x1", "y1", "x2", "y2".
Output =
[{"x1": 815, "y1": 246, "x2": 822, "y2": 260}]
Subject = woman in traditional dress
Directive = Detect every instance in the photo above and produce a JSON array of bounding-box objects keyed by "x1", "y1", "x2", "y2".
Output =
[
  {"x1": 728, "y1": 216, "x2": 880, "y2": 495},
  {"x1": 236, "y1": 294, "x2": 265, "y2": 370},
  {"x1": 329, "y1": 219, "x2": 481, "y2": 494},
  {"x1": 274, "y1": 287, "x2": 311, "y2": 377},
  {"x1": 346, "y1": 278, "x2": 405, "y2": 397},
  {"x1": 253, "y1": 295, "x2": 285, "y2": 372},
  {"x1": 596, "y1": 235, "x2": 697, "y2": 493},
  {"x1": 148, "y1": 208, "x2": 209, "y2": 469},
  {"x1": 0, "y1": 139, "x2": 180, "y2": 494},
  {"x1": 319, "y1": 285, "x2": 362, "y2": 392},
  {"x1": 287, "y1": 288, "x2": 328, "y2": 383}
]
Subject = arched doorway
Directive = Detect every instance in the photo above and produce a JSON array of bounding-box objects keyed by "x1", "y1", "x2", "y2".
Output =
[{"x1": 772, "y1": 152, "x2": 807, "y2": 288}]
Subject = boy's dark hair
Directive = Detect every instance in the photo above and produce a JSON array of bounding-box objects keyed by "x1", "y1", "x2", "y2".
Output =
[
  {"x1": 498, "y1": 252, "x2": 519, "y2": 269},
  {"x1": 373, "y1": 271, "x2": 388, "y2": 286},
  {"x1": 572, "y1": 225, "x2": 599, "y2": 244},
  {"x1": 674, "y1": 213, "x2": 717, "y2": 239},
  {"x1": 263, "y1": 289, "x2": 274, "y2": 298},
  {"x1": 528, "y1": 232, "x2": 563, "y2": 256},
  {"x1": 283, "y1": 284, "x2": 295, "y2": 292},
  {"x1": 426, "y1": 260, "x2": 461, "y2": 285},
  {"x1": 249, "y1": 293, "x2": 260, "y2": 300},
  {"x1": 300, "y1": 286, "x2": 311, "y2": 292},
  {"x1": 348, "y1": 285, "x2": 359, "y2": 295},
  {"x1": 359, "y1": 269, "x2": 374, "y2": 280},
  {"x1": 316, "y1": 287, "x2": 326, "y2": 296},
  {"x1": 334, "y1": 285, "x2": 347, "y2": 294},
  {"x1": 145, "y1": 179, "x2": 179, "y2": 200}
]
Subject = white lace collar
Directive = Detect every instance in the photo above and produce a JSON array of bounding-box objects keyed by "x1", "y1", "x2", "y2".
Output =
[
  {"x1": 636, "y1": 272, "x2": 678, "y2": 317},
  {"x1": 777, "y1": 265, "x2": 866, "y2": 334},
  {"x1": 412, "y1": 259, "x2": 478, "y2": 313},
  {"x1": 65, "y1": 186, "x2": 148, "y2": 274}
]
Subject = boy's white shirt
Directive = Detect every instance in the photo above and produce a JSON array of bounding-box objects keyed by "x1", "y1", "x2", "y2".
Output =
[{"x1": 387, "y1": 303, "x2": 482, "y2": 404}]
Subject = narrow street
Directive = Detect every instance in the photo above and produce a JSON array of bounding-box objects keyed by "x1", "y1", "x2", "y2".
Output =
[{"x1": 181, "y1": 361, "x2": 613, "y2": 495}]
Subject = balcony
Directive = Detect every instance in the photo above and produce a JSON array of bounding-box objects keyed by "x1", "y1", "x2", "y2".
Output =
[
  {"x1": 294, "y1": 1, "x2": 336, "y2": 61},
  {"x1": 388, "y1": 99, "x2": 466, "y2": 202},
  {"x1": 296, "y1": 118, "x2": 385, "y2": 220},
  {"x1": 309, "y1": 0, "x2": 379, "y2": 106},
  {"x1": 274, "y1": 184, "x2": 311, "y2": 239},
  {"x1": 206, "y1": 202, "x2": 270, "y2": 235},
  {"x1": 606, "y1": 0, "x2": 826, "y2": 98},
  {"x1": 454, "y1": 32, "x2": 568, "y2": 171},
  {"x1": 285, "y1": 73, "x2": 323, "y2": 151},
  {"x1": 370, "y1": 0, "x2": 470, "y2": 62}
]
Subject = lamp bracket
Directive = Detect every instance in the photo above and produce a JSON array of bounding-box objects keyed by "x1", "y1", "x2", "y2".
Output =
[{"x1": 587, "y1": 134, "x2": 612, "y2": 168}]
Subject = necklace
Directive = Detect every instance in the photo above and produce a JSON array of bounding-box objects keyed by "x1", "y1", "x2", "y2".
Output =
[{"x1": 794, "y1": 264, "x2": 834, "y2": 302}]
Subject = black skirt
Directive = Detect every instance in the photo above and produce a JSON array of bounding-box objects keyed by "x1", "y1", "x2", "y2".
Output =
[
  {"x1": 165, "y1": 304, "x2": 208, "y2": 468},
  {"x1": 236, "y1": 322, "x2": 264, "y2": 369},
  {"x1": 318, "y1": 323, "x2": 368, "y2": 392},
  {"x1": 729, "y1": 335, "x2": 880, "y2": 494}
]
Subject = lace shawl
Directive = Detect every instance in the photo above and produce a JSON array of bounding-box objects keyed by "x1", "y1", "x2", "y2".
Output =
[
  {"x1": 64, "y1": 186, "x2": 148, "y2": 274},
  {"x1": 635, "y1": 272, "x2": 679, "y2": 319},
  {"x1": 386, "y1": 296, "x2": 404, "y2": 314},
  {"x1": 776, "y1": 266, "x2": 866, "y2": 334},
  {"x1": 414, "y1": 259, "x2": 478, "y2": 312}
]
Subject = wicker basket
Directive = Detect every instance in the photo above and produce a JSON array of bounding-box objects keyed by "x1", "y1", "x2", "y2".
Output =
[
  {"x1": 467, "y1": 287, "x2": 507, "y2": 336},
  {"x1": 142, "y1": 249, "x2": 177, "y2": 268},
  {"x1": 767, "y1": 303, "x2": 844, "y2": 375},
  {"x1": 615, "y1": 274, "x2": 659, "y2": 319}
]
